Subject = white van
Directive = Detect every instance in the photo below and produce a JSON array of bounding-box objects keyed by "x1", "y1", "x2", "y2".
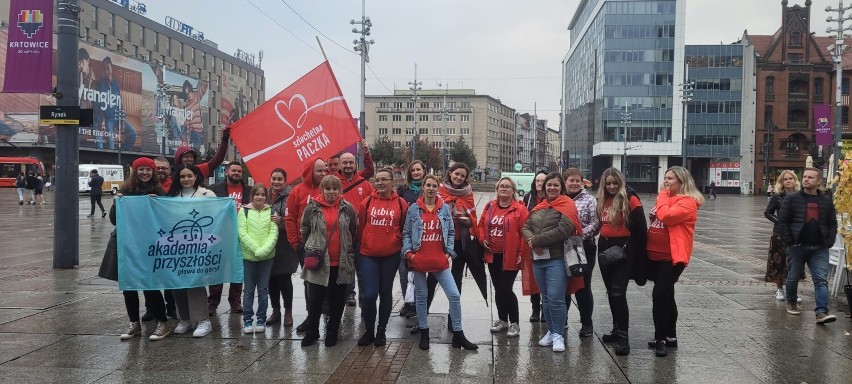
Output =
[{"x1": 79, "y1": 164, "x2": 125, "y2": 194}]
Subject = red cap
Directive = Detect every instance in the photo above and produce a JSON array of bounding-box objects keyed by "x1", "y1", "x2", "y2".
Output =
[{"x1": 132, "y1": 157, "x2": 156, "y2": 170}]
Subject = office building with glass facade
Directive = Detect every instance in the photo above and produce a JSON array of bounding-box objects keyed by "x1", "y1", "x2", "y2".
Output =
[{"x1": 561, "y1": 0, "x2": 685, "y2": 191}]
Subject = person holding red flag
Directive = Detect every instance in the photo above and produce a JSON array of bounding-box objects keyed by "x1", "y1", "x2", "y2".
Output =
[
  {"x1": 522, "y1": 172, "x2": 582, "y2": 353},
  {"x1": 285, "y1": 157, "x2": 329, "y2": 332}
]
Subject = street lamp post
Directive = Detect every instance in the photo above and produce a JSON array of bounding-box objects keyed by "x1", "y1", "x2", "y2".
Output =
[
  {"x1": 679, "y1": 65, "x2": 695, "y2": 168},
  {"x1": 438, "y1": 81, "x2": 450, "y2": 175},
  {"x1": 409, "y1": 64, "x2": 421, "y2": 161},
  {"x1": 827, "y1": 1, "x2": 852, "y2": 189},
  {"x1": 620, "y1": 106, "x2": 631, "y2": 177},
  {"x1": 351, "y1": 0, "x2": 374, "y2": 169}
]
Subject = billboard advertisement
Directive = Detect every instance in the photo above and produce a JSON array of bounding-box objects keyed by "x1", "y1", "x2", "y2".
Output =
[
  {"x1": 219, "y1": 71, "x2": 247, "y2": 126},
  {"x1": 0, "y1": 30, "x2": 209, "y2": 155}
]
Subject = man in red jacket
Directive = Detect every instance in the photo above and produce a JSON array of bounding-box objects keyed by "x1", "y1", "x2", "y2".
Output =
[
  {"x1": 336, "y1": 151, "x2": 375, "y2": 307},
  {"x1": 285, "y1": 157, "x2": 328, "y2": 332}
]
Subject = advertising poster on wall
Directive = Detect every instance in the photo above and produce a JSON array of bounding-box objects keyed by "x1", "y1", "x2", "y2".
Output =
[
  {"x1": 219, "y1": 72, "x2": 247, "y2": 126},
  {"x1": 143, "y1": 62, "x2": 210, "y2": 155}
]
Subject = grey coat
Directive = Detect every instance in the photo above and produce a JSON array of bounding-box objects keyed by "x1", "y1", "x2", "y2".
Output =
[
  {"x1": 522, "y1": 207, "x2": 575, "y2": 260},
  {"x1": 300, "y1": 198, "x2": 357, "y2": 286}
]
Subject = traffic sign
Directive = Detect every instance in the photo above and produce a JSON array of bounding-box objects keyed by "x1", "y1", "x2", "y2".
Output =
[{"x1": 39, "y1": 106, "x2": 80, "y2": 125}]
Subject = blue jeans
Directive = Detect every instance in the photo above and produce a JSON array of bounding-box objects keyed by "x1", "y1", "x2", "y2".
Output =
[
  {"x1": 785, "y1": 245, "x2": 830, "y2": 313},
  {"x1": 532, "y1": 258, "x2": 567, "y2": 336},
  {"x1": 243, "y1": 259, "x2": 273, "y2": 322},
  {"x1": 358, "y1": 253, "x2": 400, "y2": 330},
  {"x1": 99, "y1": 119, "x2": 137, "y2": 150},
  {"x1": 413, "y1": 268, "x2": 462, "y2": 331}
]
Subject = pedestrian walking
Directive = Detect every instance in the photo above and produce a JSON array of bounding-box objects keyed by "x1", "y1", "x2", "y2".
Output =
[
  {"x1": 479, "y1": 177, "x2": 529, "y2": 339},
  {"x1": 776, "y1": 167, "x2": 838, "y2": 324},
  {"x1": 397, "y1": 160, "x2": 426, "y2": 320},
  {"x1": 647, "y1": 166, "x2": 703, "y2": 357},
  {"x1": 265, "y1": 168, "x2": 297, "y2": 327},
  {"x1": 522, "y1": 172, "x2": 582, "y2": 353},
  {"x1": 285, "y1": 158, "x2": 328, "y2": 333},
  {"x1": 112, "y1": 157, "x2": 170, "y2": 341},
  {"x1": 764, "y1": 170, "x2": 802, "y2": 301},
  {"x1": 523, "y1": 170, "x2": 548, "y2": 322},
  {"x1": 357, "y1": 167, "x2": 408, "y2": 347},
  {"x1": 25, "y1": 171, "x2": 37, "y2": 204},
  {"x1": 87, "y1": 170, "x2": 106, "y2": 218},
  {"x1": 595, "y1": 168, "x2": 648, "y2": 356},
  {"x1": 403, "y1": 174, "x2": 478, "y2": 351},
  {"x1": 15, "y1": 171, "x2": 26, "y2": 205},
  {"x1": 207, "y1": 161, "x2": 249, "y2": 315},
  {"x1": 564, "y1": 167, "x2": 600, "y2": 337},
  {"x1": 238, "y1": 184, "x2": 278, "y2": 334},
  {"x1": 34, "y1": 173, "x2": 45, "y2": 204},
  {"x1": 299, "y1": 175, "x2": 357, "y2": 347},
  {"x1": 708, "y1": 182, "x2": 717, "y2": 199},
  {"x1": 167, "y1": 163, "x2": 217, "y2": 338}
]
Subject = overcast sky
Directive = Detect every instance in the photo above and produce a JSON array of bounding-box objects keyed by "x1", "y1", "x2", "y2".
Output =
[{"x1": 141, "y1": 0, "x2": 832, "y2": 126}]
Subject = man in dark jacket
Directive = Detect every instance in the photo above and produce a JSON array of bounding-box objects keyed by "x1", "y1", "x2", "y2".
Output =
[
  {"x1": 207, "y1": 161, "x2": 251, "y2": 315},
  {"x1": 87, "y1": 170, "x2": 106, "y2": 218},
  {"x1": 776, "y1": 167, "x2": 838, "y2": 324}
]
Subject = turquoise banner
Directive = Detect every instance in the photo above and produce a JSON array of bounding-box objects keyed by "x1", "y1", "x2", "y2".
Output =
[{"x1": 116, "y1": 196, "x2": 243, "y2": 290}]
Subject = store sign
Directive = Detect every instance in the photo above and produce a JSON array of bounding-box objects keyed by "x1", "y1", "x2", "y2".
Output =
[
  {"x1": 165, "y1": 16, "x2": 204, "y2": 40},
  {"x1": 108, "y1": 0, "x2": 147, "y2": 15}
]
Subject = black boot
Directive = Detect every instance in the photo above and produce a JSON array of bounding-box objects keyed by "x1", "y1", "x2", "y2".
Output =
[
  {"x1": 409, "y1": 325, "x2": 420, "y2": 335},
  {"x1": 325, "y1": 324, "x2": 340, "y2": 347},
  {"x1": 614, "y1": 331, "x2": 630, "y2": 356},
  {"x1": 374, "y1": 326, "x2": 387, "y2": 347},
  {"x1": 419, "y1": 328, "x2": 430, "y2": 350},
  {"x1": 357, "y1": 328, "x2": 375, "y2": 346},
  {"x1": 301, "y1": 331, "x2": 319, "y2": 347},
  {"x1": 601, "y1": 324, "x2": 619, "y2": 342},
  {"x1": 452, "y1": 331, "x2": 478, "y2": 350},
  {"x1": 295, "y1": 319, "x2": 309, "y2": 333},
  {"x1": 654, "y1": 340, "x2": 668, "y2": 357}
]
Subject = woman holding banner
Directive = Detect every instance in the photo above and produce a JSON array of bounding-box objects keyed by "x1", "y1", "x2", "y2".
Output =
[
  {"x1": 299, "y1": 175, "x2": 358, "y2": 347},
  {"x1": 112, "y1": 157, "x2": 170, "y2": 341},
  {"x1": 167, "y1": 163, "x2": 217, "y2": 338}
]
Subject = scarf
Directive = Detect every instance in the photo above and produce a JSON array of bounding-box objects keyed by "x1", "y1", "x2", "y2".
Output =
[
  {"x1": 531, "y1": 195, "x2": 583, "y2": 236},
  {"x1": 439, "y1": 182, "x2": 475, "y2": 212},
  {"x1": 408, "y1": 179, "x2": 423, "y2": 193}
]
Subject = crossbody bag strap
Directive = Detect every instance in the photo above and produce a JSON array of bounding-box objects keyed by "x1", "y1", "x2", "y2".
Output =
[{"x1": 343, "y1": 178, "x2": 369, "y2": 194}]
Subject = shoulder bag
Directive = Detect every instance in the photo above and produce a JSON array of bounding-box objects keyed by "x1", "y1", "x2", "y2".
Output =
[{"x1": 564, "y1": 236, "x2": 588, "y2": 277}]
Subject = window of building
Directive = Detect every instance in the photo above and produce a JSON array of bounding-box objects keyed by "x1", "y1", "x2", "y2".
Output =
[
  {"x1": 446, "y1": 128, "x2": 456, "y2": 135},
  {"x1": 460, "y1": 128, "x2": 470, "y2": 135},
  {"x1": 434, "y1": 128, "x2": 442, "y2": 135},
  {"x1": 393, "y1": 128, "x2": 402, "y2": 135},
  {"x1": 843, "y1": 78, "x2": 850, "y2": 95},
  {"x1": 788, "y1": 53, "x2": 803, "y2": 64},
  {"x1": 379, "y1": 102, "x2": 389, "y2": 108},
  {"x1": 790, "y1": 31, "x2": 802, "y2": 46},
  {"x1": 393, "y1": 141, "x2": 401, "y2": 148},
  {"x1": 461, "y1": 102, "x2": 471, "y2": 108},
  {"x1": 419, "y1": 115, "x2": 428, "y2": 122},
  {"x1": 420, "y1": 102, "x2": 429, "y2": 108},
  {"x1": 419, "y1": 128, "x2": 428, "y2": 135},
  {"x1": 447, "y1": 102, "x2": 456, "y2": 108},
  {"x1": 434, "y1": 114, "x2": 442, "y2": 122},
  {"x1": 433, "y1": 102, "x2": 443, "y2": 108},
  {"x1": 379, "y1": 128, "x2": 388, "y2": 135},
  {"x1": 844, "y1": 106, "x2": 850, "y2": 125},
  {"x1": 406, "y1": 115, "x2": 414, "y2": 122},
  {"x1": 108, "y1": 14, "x2": 114, "y2": 34},
  {"x1": 379, "y1": 115, "x2": 388, "y2": 121},
  {"x1": 91, "y1": 6, "x2": 98, "y2": 24},
  {"x1": 393, "y1": 102, "x2": 403, "y2": 108},
  {"x1": 461, "y1": 115, "x2": 470, "y2": 122},
  {"x1": 405, "y1": 128, "x2": 414, "y2": 135},
  {"x1": 765, "y1": 76, "x2": 775, "y2": 95},
  {"x1": 393, "y1": 115, "x2": 401, "y2": 122},
  {"x1": 407, "y1": 102, "x2": 415, "y2": 108},
  {"x1": 447, "y1": 115, "x2": 456, "y2": 122},
  {"x1": 815, "y1": 78, "x2": 824, "y2": 95}
]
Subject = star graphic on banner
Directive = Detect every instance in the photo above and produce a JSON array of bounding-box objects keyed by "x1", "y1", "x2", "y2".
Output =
[
  {"x1": 208, "y1": 235, "x2": 217, "y2": 243},
  {"x1": 189, "y1": 209, "x2": 199, "y2": 218},
  {"x1": 157, "y1": 229, "x2": 166, "y2": 237}
]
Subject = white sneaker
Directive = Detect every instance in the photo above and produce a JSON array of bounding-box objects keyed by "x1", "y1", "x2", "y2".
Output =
[
  {"x1": 490, "y1": 320, "x2": 508, "y2": 333},
  {"x1": 243, "y1": 320, "x2": 253, "y2": 334},
  {"x1": 552, "y1": 333, "x2": 565, "y2": 352},
  {"x1": 193, "y1": 319, "x2": 212, "y2": 337},
  {"x1": 775, "y1": 289, "x2": 785, "y2": 301},
  {"x1": 174, "y1": 320, "x2": 192, "y2": 334},
  {"x1": 797, "y1": 296, "x2": 802, "y2": 303},
  {"x1": 538, "y1": 331, "x2": 553, "y2": 346},
  {"x1": 507, "y1": 323, "x2": 520, "y2": 338}
]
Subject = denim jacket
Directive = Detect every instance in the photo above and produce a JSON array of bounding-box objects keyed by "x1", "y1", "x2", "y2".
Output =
[{"x1": 402, "y1": 203, "x2": 457, "y2": 259}]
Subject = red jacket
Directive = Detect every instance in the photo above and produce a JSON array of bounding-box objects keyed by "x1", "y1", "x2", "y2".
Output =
[
  {"x1": 337, "y1": 172, "x2": 374, "y2": 215},
  {"x1": 285, "y1": 158, "x2": 324, "y2": 247},
  {"x1": 358, "y1": 191, "x2": 408, "y2": 257},
  {"x1": 478, "y1": 199, "x2": 529, "y2": 271},
  {"x1": 653, "y1": 189, "x2": 700, "y2": 266}
]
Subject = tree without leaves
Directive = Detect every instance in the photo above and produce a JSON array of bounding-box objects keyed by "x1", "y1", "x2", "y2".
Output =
[
  {"x1": 369, "y1": 136, "x2": 403, "y2": 167},
  {"x1": 403, "y1": 137, "x2": 443, "y2": 173},
  {"x1": 450, "y1": 136, "x2": 477, "y2": 170}
]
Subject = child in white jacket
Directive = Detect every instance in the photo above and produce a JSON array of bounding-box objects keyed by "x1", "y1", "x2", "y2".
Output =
[{"x1": 238, "y1": 184, "x2": 279, "y2": 334}]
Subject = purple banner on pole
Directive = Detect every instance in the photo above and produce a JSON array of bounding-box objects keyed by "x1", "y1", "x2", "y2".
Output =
[
  {"x1": 2, "y1": 0, "x2": 53, "y2": 93},
  {"x1": 814, "y1": 104, "x2": 832, "y2": 146}
]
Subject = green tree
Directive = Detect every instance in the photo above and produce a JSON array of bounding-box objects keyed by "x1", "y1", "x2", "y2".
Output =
[
  {"x1": 450, "y1": 136, "x2": 477, "y2": 170},
  {"x1": 403, "y1": 137, "x2": 443, "y2": 172},
  {"x1": 369, "y1": 136, "x2": 403, "y2": 166}
]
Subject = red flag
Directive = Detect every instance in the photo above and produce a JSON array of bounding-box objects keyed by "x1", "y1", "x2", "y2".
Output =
[{"x1": 230, "y1": 61, "x2": 361, "y2": 184}]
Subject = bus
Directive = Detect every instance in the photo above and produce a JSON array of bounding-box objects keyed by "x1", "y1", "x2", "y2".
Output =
[
  {"x1": 79, "y1": 164, "x2": 125, "y2": 194},
  {"x1": 0, "y1": 157, "x2": 44, "y2": 188}
]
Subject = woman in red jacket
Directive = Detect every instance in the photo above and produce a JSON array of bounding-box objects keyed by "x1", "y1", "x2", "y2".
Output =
[
  {"x1": 647, "y1": 166, "x2": 703, "y2": 357},
  {"x1": 479, "y1": 177, "x2": 529, "y2": 338},
  {"x1": 356, "y1": 167, "x2": 409, "y2": 347}
]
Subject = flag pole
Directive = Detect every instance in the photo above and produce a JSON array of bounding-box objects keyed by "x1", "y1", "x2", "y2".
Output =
[{"x1": 315, "y1": 36, "x2": 329, "y2": 61}]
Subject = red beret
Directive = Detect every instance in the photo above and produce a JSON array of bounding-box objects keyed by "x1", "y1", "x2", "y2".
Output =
[{"x1": 132, "y1": 157, "x2": 156, "y2": 170}]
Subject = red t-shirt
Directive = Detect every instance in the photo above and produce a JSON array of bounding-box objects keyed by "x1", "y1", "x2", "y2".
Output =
[
  {"x1": 485, "y1": 204, "x2": 512, "y2": 253},
  {"x1": 414, "y1": 207, "x2": 447, "y2": 272},
  {"x1": 646, "y1": 206, "x2": 671, "y2": 261},
  {"x1": 321, "y1": 205, "x2": 341, "y2": 266},
  {"x1": 227, "y1": 184, "x2": 244, "y2": 210},
  {"x1": 600, "y1": 195, "x2": 642, "y2": 238}
]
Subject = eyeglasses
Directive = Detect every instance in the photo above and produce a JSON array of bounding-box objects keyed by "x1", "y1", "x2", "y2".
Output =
[
  {"x1": 497, "y1": 185, "x2": 513, "y2": 189},
  {"x1": 156, "y1": 167, "x2": 170, "y2": 171},
  {"x1": 375, "y1": 178, "x2": 393, "y2": 182}
]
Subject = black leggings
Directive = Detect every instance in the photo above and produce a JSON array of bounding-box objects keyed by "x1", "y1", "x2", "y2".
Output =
[
  {"x1": 487, "y1": 254, "x2": 519, "y2": 323},
  {"x1": 598, "y1": 237, "x2": 632, "y2": 333},
  {"x1": 651, "y1": 260, "x2": 685, "y2": 340},
  {"x1": 90, "y1": 194, "x2": 105, "y2": 215},
  {"x1": 269, "y1": 274, "x2": 294, "y2": 310},
  {"x1": 124, "y1": 290, "x2": 166, "y2": 322},
  {"x1": 306, "y1": 267, "x2": 347, "y2": 336}
]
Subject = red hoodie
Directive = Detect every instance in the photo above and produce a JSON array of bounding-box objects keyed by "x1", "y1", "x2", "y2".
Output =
[
  {"x1": 315, "y1": 195, "x2": 342, "y2": 266},
  {"x1": 477, "y1": 199, "x2": 530, "y2": 271},
  {"x1": 358, "y1": 191, "x2": 408, "y2": 257},
  {"x1": 337, "y1": 172, "x2": 374, "y2": 215},
  {"x1": 285, "y1": 158, "x2": 325, "y2": 247},
  {"x1": 408, "y1": 197, "x2": 450, "y2": 272}
]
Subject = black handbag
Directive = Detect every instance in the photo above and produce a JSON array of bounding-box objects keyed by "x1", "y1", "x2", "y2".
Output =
[
  {"x1": 564, "y1": 236, "x2": 588, "y2": 278},
  {"x1": 98, "y1": 230, "x2": 119, "y2": 281},
  {"x1": 598, "y1": 244, "x2": 627, "y2": 269}
]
